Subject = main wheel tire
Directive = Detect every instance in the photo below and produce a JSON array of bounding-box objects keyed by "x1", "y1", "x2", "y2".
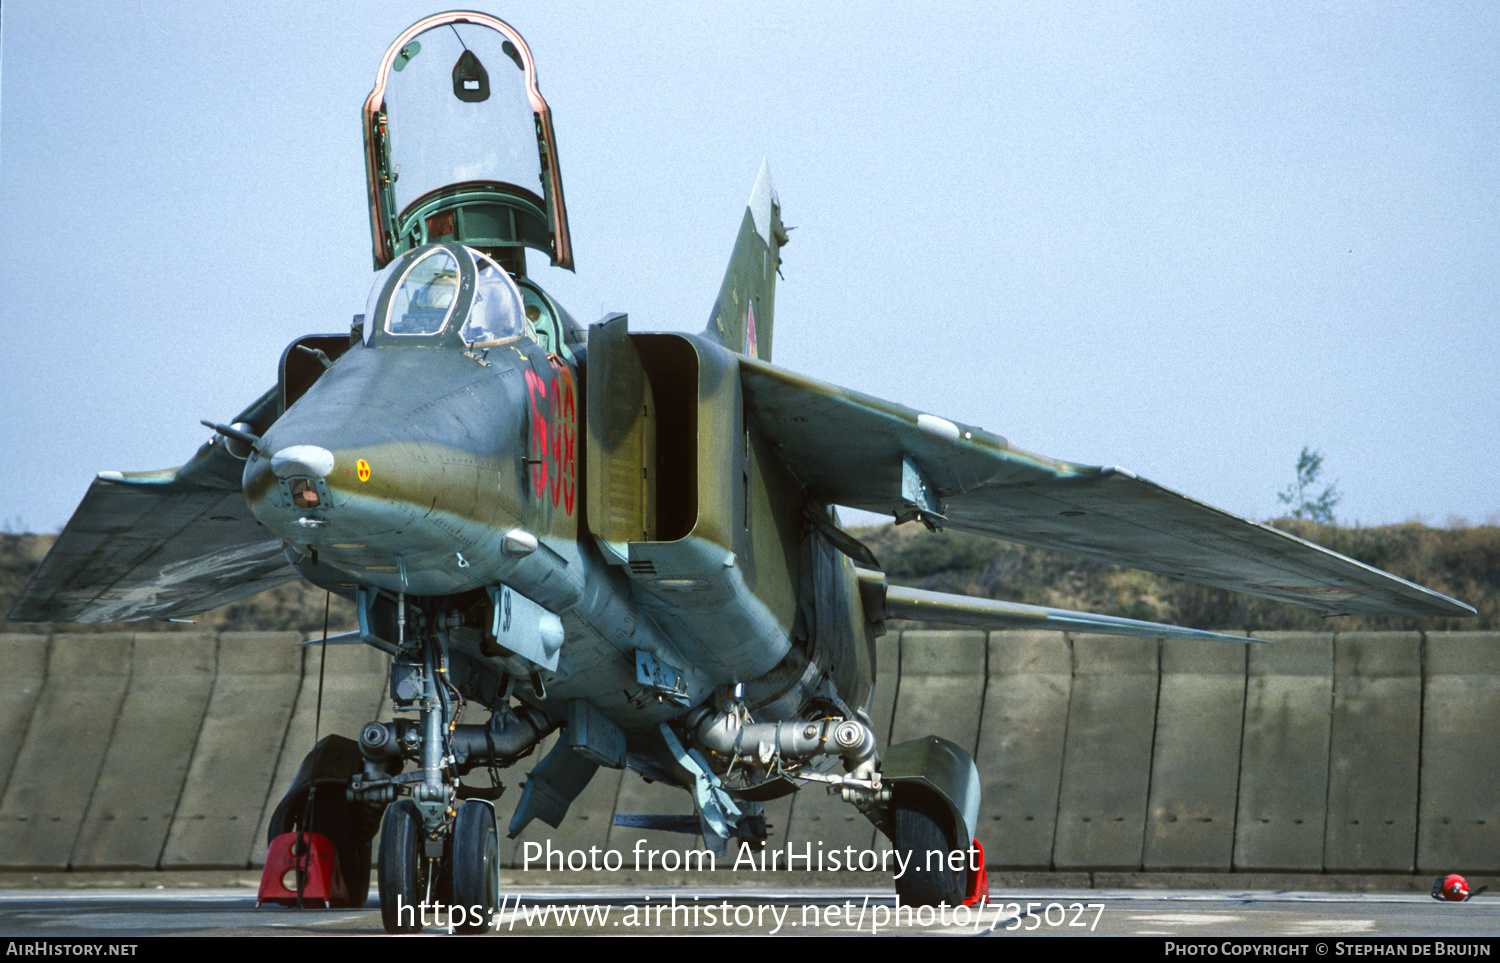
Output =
[
  {"x1": 450, "y1": 800, "x2": 499, "y2": 935},
  {"x1": 378, "y1": 800, "x2": 427, "y2": 933},
  {"x1": 892, "y1": 791, "x2": 966, "y2": 907}
]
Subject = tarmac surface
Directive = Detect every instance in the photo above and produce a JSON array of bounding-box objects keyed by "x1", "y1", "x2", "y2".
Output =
[{"x1": 1, "y1": 872, "x2": 1497, "y2": 938}]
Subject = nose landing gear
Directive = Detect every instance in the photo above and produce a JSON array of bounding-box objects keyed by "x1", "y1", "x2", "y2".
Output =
[{"x1": 360, "y1": 597, "x2": 543, "y2": 934}]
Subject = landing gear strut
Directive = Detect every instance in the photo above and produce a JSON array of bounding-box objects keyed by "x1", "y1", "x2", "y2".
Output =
[{"x1": 358, "y1": 596, "x2": 550, "y2": 934}]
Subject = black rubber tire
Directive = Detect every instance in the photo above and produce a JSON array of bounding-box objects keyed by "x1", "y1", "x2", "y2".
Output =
[
  {"x1": 378, "y1": 800, "x2": 427, "y2": 933},
  {"x1": 892, "y1": 792, "x2": 966, "y2": 907},
  {"x1": 450, "y1": 800, "x2": 499, "y2": 935}
]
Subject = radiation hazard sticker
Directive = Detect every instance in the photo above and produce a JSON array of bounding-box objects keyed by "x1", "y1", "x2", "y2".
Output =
[{"x1": 356, "y1": 459, "x2": 371, "y2": 482}]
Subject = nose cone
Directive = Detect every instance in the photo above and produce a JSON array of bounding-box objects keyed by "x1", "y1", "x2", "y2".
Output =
[
  {"x1": 271, "y1": 445, "x2": 335, "y2": 479},
  {"x1": 241, "y1": 344, "x2": 533, "y2": 596}
]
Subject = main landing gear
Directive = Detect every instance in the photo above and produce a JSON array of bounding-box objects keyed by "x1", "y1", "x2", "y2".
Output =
[{"x1": 890, "y1": 790, "x2": 968, "y2": 907}]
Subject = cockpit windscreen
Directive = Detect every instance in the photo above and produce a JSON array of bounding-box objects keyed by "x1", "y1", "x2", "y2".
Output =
[
  {"x1": 461, "y1": 252, "x2": 530, "y2": 345},
  {"x1": 368, "y1": 244, "x2": 531, "y2": 346},
  {"x1": 385, "y1": 248, "x2": 460, "y2": 336}
]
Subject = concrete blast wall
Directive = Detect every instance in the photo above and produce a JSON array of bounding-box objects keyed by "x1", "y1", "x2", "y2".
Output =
[{"x1": 0, "y1": 630, "x2": 1493, "y2": 874}]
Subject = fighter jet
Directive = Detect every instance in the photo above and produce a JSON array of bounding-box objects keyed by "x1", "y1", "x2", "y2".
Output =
[{"x1": 10, "y1": 11, "x2": 1473, "y2": 932}]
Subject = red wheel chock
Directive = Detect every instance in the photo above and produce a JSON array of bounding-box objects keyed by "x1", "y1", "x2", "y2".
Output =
[
  {"x1": 964, "y1": 838, "x2": 989, "y2": 907},
  {"x1": 258, "y1": 831, "x2": 349, "y2": 908}
]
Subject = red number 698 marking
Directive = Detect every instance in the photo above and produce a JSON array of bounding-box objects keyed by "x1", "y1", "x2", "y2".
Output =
[
  {"x1": 525, "y1": 364, "x2": 576, "y2": 516},
  {"x1": 524, "y1": 369, "x2": 549, "y2": 499}
]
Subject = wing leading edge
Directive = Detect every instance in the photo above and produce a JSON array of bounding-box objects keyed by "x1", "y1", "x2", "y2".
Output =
[
  {"x1": 740, "y1": 357, "x2": 1473, "y2": 620},
  {"x1": 10, "y1": 388, "x2": 295, "y2": 624},
  {"x1": 8, "y1": 471, "x2": 293, "y2": 624}
]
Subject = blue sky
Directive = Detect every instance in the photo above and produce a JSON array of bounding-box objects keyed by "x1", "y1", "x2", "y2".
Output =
[{"x1": 3, "y1": 1, "x2": 1497, "y2": 534}]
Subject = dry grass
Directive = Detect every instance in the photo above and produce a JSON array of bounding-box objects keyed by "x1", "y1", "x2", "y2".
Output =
[
  {"x1": 3, "y1": 519, "x2": 1494, "y2": 635},
  {"x1": 856, "y1": 520, "x2": 1497, "y2": 632}
]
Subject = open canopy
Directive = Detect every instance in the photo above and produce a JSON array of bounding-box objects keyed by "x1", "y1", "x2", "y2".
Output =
[{"x1": 363, "y1": 12, "x2": 573, "y2": 272}]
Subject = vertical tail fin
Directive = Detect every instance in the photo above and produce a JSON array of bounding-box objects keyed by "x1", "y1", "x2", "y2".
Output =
[{"x1": 704, "y1": 160, "x2": 788, "y2": 362}]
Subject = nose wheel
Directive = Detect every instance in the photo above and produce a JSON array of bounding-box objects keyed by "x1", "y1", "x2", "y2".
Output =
[
  {"x1": 378, "y1": 800, "x2": 429, "y2": 933},
  {"x1": 450, "y1": 800, "x2": 500, "y2": 933},
  {"x1": 377, "y1": 798, "x2": 500, "y2": 934}
]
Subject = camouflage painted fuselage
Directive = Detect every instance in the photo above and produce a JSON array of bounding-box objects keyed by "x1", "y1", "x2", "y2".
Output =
[{"x1": 244, "y1": 294, "x2": 872, "y2": 752}]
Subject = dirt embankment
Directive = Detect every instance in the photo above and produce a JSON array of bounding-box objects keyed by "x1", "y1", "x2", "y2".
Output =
[{"x1": 3, "y1": 520, "x2": 1494, "y2": 634}]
